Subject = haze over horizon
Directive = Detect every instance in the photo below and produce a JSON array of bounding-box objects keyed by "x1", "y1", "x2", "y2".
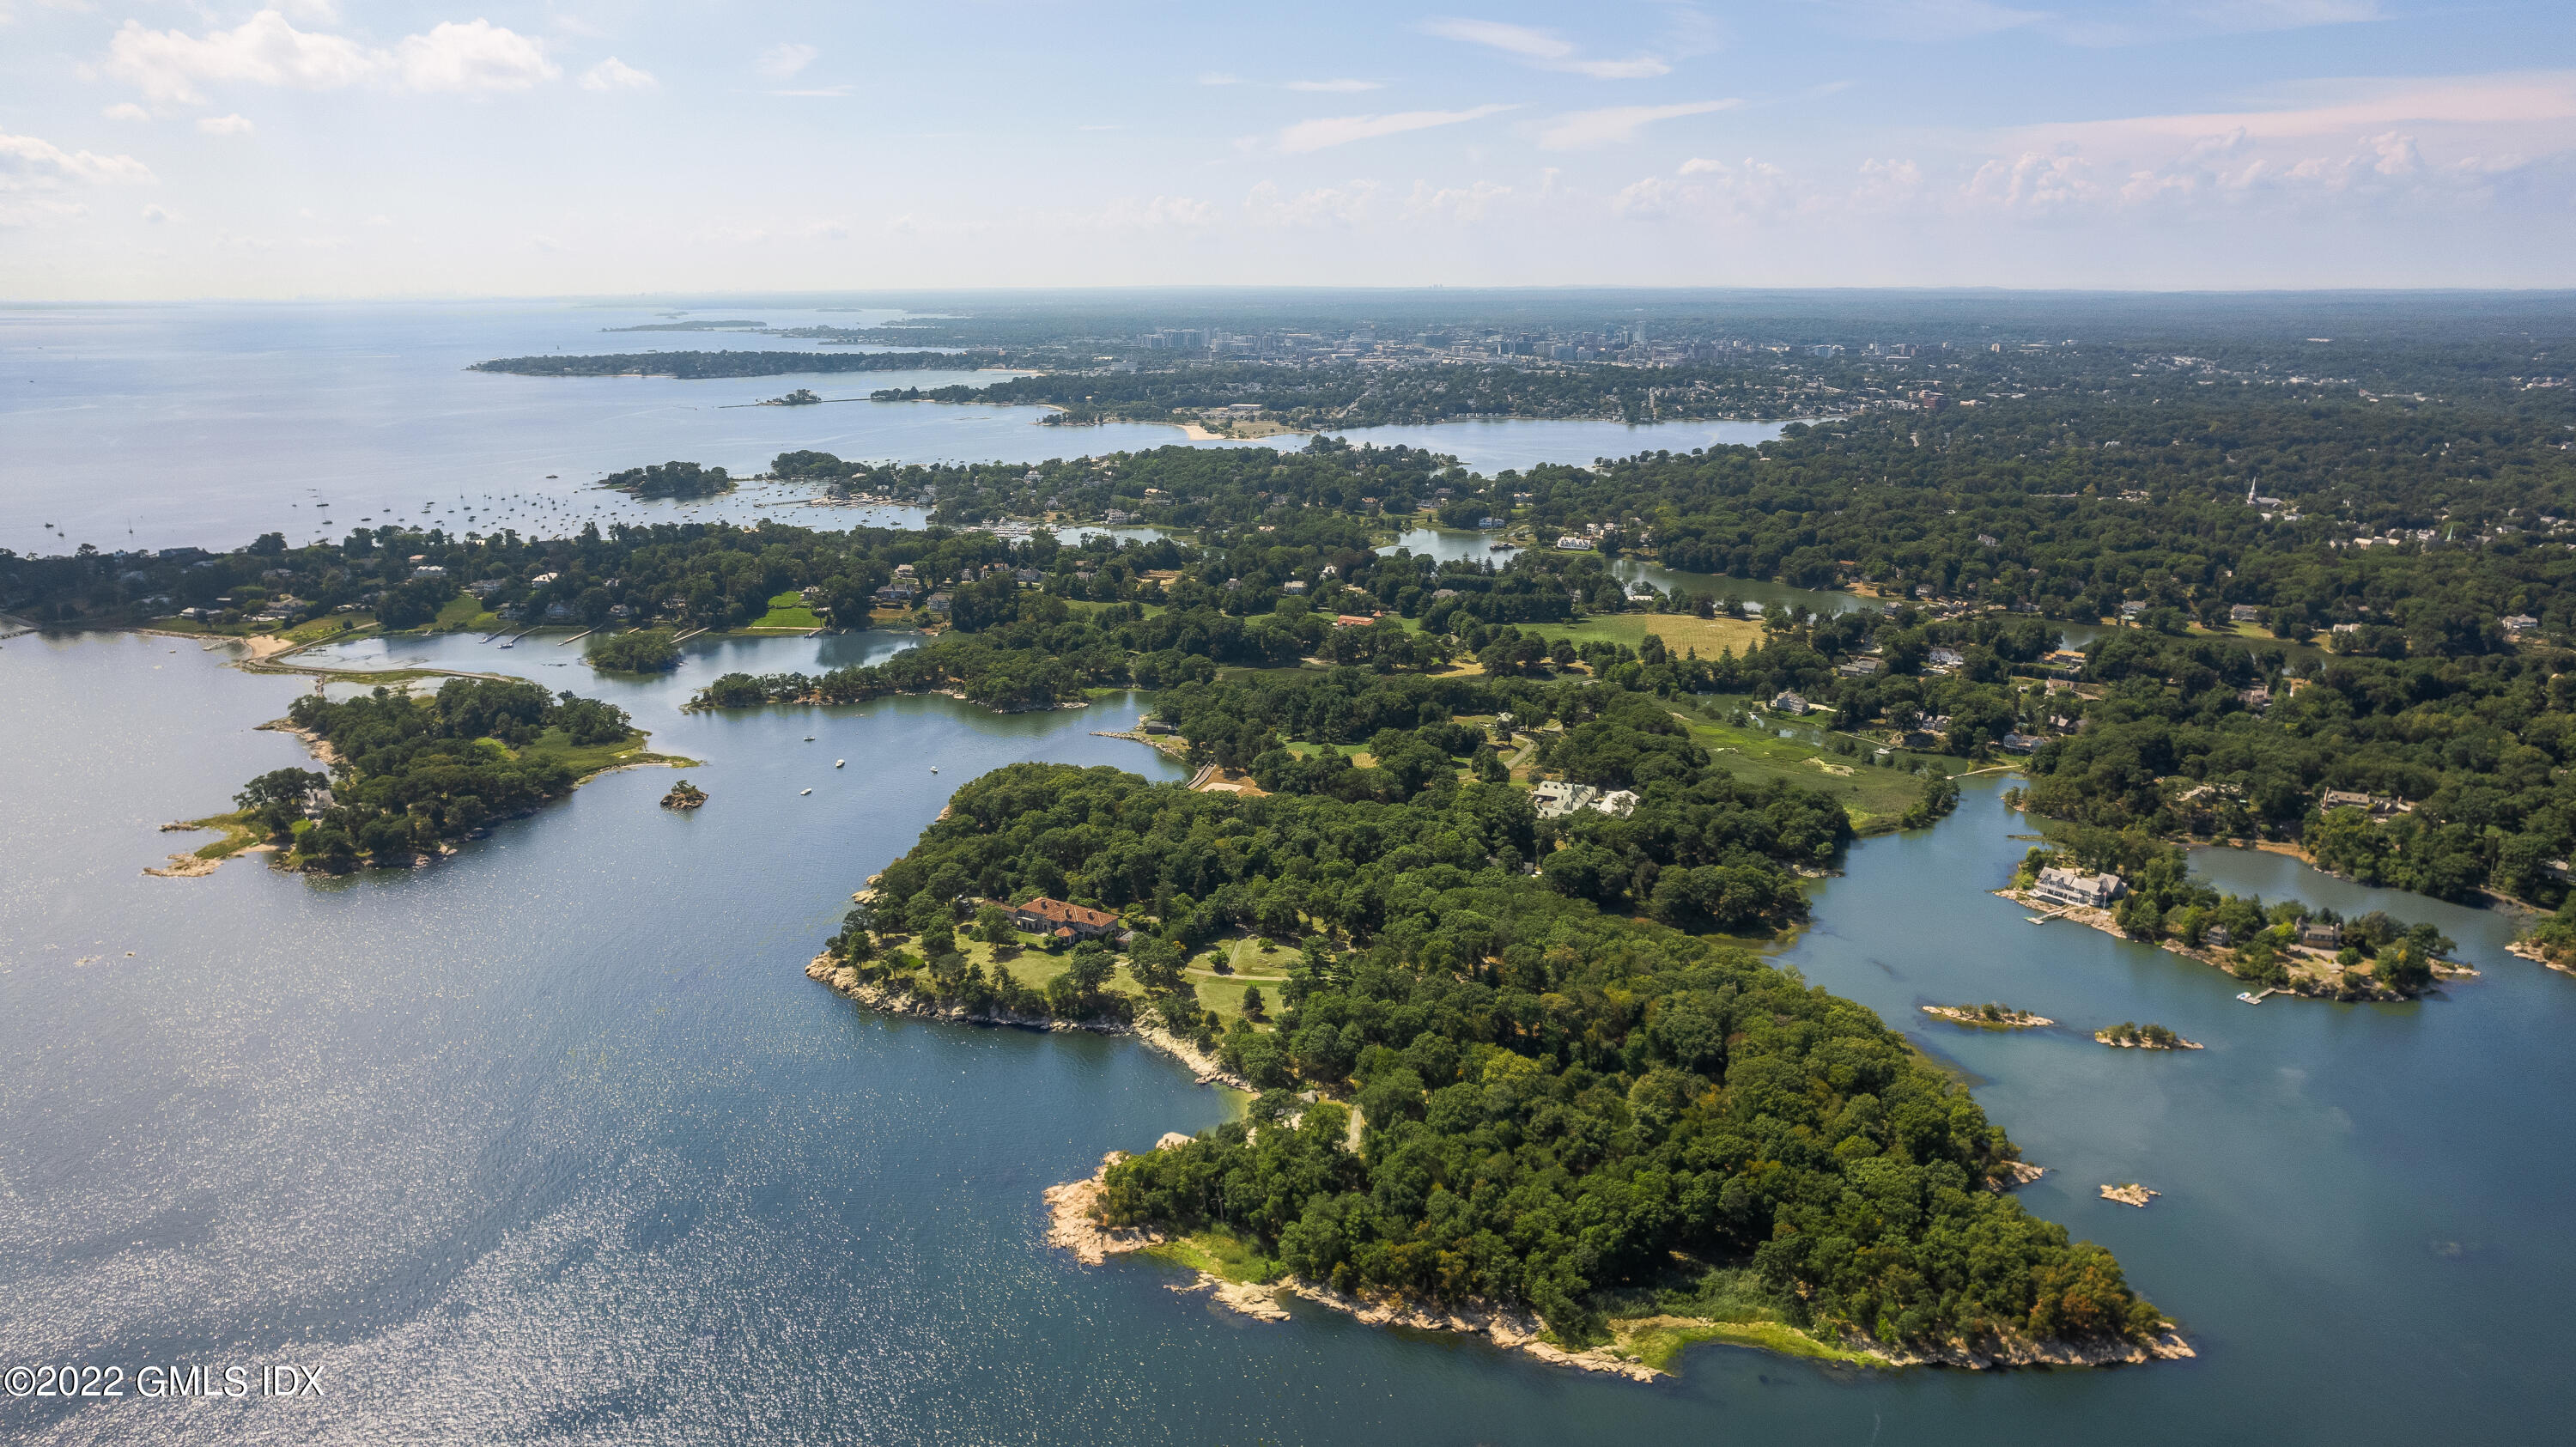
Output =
[{"x1": 3, "y1": 2, "x2": 2571, "y2": 300}]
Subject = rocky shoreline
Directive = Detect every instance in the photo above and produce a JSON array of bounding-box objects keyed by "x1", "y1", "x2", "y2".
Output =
[
  {"x1": 1039, "y1": 1144, "x2": 2190, "y2": 1377},
  {"x1": 809, "y1": 954, "x2": 2192, "y2": 1378},
  {"x1": 1923, "y1": 1005, "x2": 2053, "y2": 1029},
  {"x1": 802, "y1": 954, "x2": 1260, "y2": 1091}
]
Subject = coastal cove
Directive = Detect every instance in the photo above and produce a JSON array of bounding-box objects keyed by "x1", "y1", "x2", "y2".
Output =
[
  {"x1": 9, "y1": 627, "x2": 2574, "y2": 1441},
  {"x1": 3, "y1": 302, "x2": 1800, "y2": 557}
]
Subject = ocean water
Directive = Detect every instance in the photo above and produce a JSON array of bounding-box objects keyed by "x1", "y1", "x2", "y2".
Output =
[
  {"x1": 0, "y1": 303, "x2": 1790, "y2": 557},
  {"x1": 7, "y1": 301, "x2": 2573, "y2": 1444},
  {"x1": 3, "y1": 630, "x2": 2573, "y2": 1444}
]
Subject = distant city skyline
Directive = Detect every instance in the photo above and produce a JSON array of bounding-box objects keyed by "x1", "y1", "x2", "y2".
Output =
[{"x1": 3, "y1": 2, "x2": 2571, "y2": 298}]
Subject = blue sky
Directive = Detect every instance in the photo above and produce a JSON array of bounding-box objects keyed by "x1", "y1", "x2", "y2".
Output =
[{"x1": 2, "y1": 2, "x2": 2571, "y2": 297}]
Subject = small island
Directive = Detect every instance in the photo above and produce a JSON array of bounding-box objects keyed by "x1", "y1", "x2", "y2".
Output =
[
  {"x1": 2100, "y1": 1184, "x2": 2160, "y2": 1208},
  {"x1": 660, "y1": 779, "x2": 708, "y2": 809},
  {"x1": 603, "y1": 460, "x2": 733, "y2": 499},
  {"x1": 2096, "y1": 1022, "x2": 2202, "y2": 1051},
  {"x1": 587, "y1": 628, "x2": 682, "y2": 672},
  {"x1": 1923, "y1": 1003, "x2": 2054, "y2": 1029},
  {"x1": 165, "y1": 678, "x2": 683, "y2": 876},
  {"x1": 763, "y1": 388, "x2": 823, "y2": 406}
]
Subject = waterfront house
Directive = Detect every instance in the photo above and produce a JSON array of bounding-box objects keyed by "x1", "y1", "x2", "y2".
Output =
[
  {"x1": 1009, "y1": 897, "x2": 1117, "y2": 940},
  {"x1": 1771, "y1": 691, "x2": 1810, "y2": 715},
  {"x1": 924, "y1": 593, "x2": 952, "y2": 615},
  {"x1": 2031, "y1": 866, "x2": 2125, "y2": 909},
  {"x1": 1334, "y1": 614, "x2": 1379, "y2": 628},
  {"x1": 2204, "y1": 924, "x2": 2233, "y2": 948},
  {"x1": 2231, "y1": 604, "x2": 2264, "y2": 623},
  {"x1": 2001, "y1": 732, "x2": 2045, "y2": 753},
  {"x1": 2300, "y1": 921, "x2": 2343, "y2": 950},
  {"x1": 1556, "y1": 535, "x2": 1595, "y2": 550}
]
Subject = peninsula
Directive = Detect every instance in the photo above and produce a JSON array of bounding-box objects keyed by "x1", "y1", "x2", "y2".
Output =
[{"x1": 805, "y1": 762, "x2": 2190, "y2": 1376}]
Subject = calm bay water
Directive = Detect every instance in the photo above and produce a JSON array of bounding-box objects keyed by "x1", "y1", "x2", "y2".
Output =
[
  {"x1": 3, "y1": 630, "x2": 2573, "y2": 1444},
  {"x1": 6, "y1": 301, "x2": 2573, "y2": 1444},
  {"x1": 1, "y1": 304, "x2": 1789, "y2": 557}
]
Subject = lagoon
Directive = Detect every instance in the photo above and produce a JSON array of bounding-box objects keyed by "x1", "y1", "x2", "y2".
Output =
[{"x1": 4, "y1": 630, "x2": 2573, "y2": 1444}]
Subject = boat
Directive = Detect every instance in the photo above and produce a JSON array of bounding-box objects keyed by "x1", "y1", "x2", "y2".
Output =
[
  {"x1": 930, "y1": 766, "x2": 938, "y2": 773},
  {"x1": 805, "y1": 736, "x2": 815, "y2": 742},
  {"x1": 799, "y1": 788, "x2": 812, "y2": 796},
  {"x1": 2237, "y1": 991, "x2": 2267, "y2": 1005},
  {"x1": 835, "y1": 759, "x2": 846, "y2": 768}
]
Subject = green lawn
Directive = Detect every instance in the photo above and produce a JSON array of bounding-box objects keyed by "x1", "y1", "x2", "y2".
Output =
[
  {"x1": 1140, "y1": 1226, "x2": 1281, "y2": 1284},
  {"x1": 1681, "y1": 699, "x2": 1966, "y2": 833},
  {"x1": 1069, "y1": 599, "x2": 1168, "y2": 620},
  {"x1": 181, "y1": 809, "x2": 266, "y2": 860},
  {"x1": 517, "y1": 727, "x2": 694, "y2": 781},
  {"x1": 749, "y1": 590, "x2": 826, "y2": 630},
  {"x1": 1520, "y1": 611, "x2": 1768, "y2": 660},
  {"x1": 1614, "y1": 1317, "x2": 1879, "y2": 1371},
  {"x1": 426, "y1": 594, "x2": 497, "y2": 633}
]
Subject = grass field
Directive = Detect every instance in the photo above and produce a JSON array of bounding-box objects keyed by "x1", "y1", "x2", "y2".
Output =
[
  {"x1": 519, "y1": 727, "x2": 694, "y2": 781},
  {"x1": 748, "y1": 591, "x2": 825, "y2": 630},
  {"x1": 181, "y1": 810, "x2": 266, "y2": 860},
  {"x1": 1521, "y1": 611, "x2": 1768, "y2": 659},
  {"x1": 1141, "y1": 1226, "x2": 1281, "y2": 1284},
  {"x1": 424, "y1": 594, "x2": 500, "y2": 633},
  {"x1": 1612, "y1": 1316, "x2": 1878, "y2": 1371},
  {"x1": 1680, "y1": 699, "x2": 1968, "y2": 833}
]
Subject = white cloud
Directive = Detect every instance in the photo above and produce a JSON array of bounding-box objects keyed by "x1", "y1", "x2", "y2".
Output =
[
  {"x1": 1614, "y1": 157, "x2": 1801, "y2": 220},
  {"x1": 1401, "y1": 178, "x2": 1516, "y2": 222},
  {"x1": 1965, "y1": 151, "x2": 2101, "y2": 210},
  {"x1": 1198, "y1": 71, "x2": 1244, "y2": 86},
  {"x1": 1285, "y1": 78, "x2": 1383, "y2": 92},
  {"x1": 1277, "y1": 104, "x2": 1516, "y2": 154},
  {"x1": 102, "y1": 103, "x2": 151, "y2": 123},
  {"x1": 1965, "y1": 70, "x2": 2576, "y2": 216},
  {"x1": 106, "y1": 10, "x2": 378, "y2": 104},
  {"x1": 102, "y1": 10, "x2": 556, "y2": 104},
  {"x1": 1422, "y1": 18, "x2": 1574, "y2": 61},
  {"x1": 1850, "y1": 156, "x2": 1927, "y2": 210},
  {"x1": 579, "y1": 58, "x2": 657, "y2": 93},
  {"x1": 1802, "y1": 0, "x2": 2049, "y2": 43},
  {"x1": 196, "y1": 112, "x2": 256, "y2": 135},
  {"x1": 758, "y1": 42, "x2": 817, "y2": 79},
  {"x1": 1419, "y1": 17, "x2": 1669, "y2": 78},
  {"x1": 1243, "y1": 179, "x2": 1382, "y2": 226},
  {"x1": 1537, "y1": 99, "x2": 1739, "y2": 150},
  {"x1": 141, "y1": 204, "x2": 173, "y2": 223},
  {"x1": 1067, "y1": 195, "x2": 1216, "y2": 231},
  {"x1": 395, "y1": 20, "x2": 557, "y2": 93},
  {"x1": 0, "y1": 131, "x2": 156, "y2": 190},
  {"x1": 2008, "y1": 71, "x2": 2576, "y2": 148},
  {"x1": 2190, "y1": 0, "x2": 2382, "y2": 27}
]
